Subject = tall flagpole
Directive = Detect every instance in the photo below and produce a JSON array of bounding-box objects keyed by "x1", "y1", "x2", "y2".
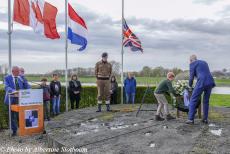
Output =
[
  {"x1": 8, "y1": 0, "x2": 12, "y2": 74},
  {"x1": 8, "y1": 0, "x2": 12, "y2": 137},
  {"x1": 121, "y1": 0, "x2": 124, "y2": 104},
  {"x1": 65, "y1": 0, "x2": 69, "y2": 112}
]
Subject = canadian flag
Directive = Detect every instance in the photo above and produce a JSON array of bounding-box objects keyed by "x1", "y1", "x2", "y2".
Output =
[{"x1": 14, "y1": 0, "x2": 60, "y2": 39}]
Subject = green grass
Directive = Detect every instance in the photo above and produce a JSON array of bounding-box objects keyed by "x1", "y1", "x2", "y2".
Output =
[
  {"x1": 210, "y1": 94, "x2": 230, "y2": 107},
  {"x1": 12, "y1": 76, "x2": 97, "y2": 84},
  {"x1": 0, "y1": 75, "x2": 229, "y2": 107},
  {"x1": 17, "y1": 76, "x2": 164, "y2": 85},
  {"x1": 0, "y1": 84, "x2": 4, "y2": 89},
  {"x1": 0, "y1": 86, "x2": 228, "y2": 107},
  {"x1": 214, "y1": 78, "x2": 230, "y2": 86},
  {"x1": 2, "y1": 75, "x2": 229, "y2": 86}
]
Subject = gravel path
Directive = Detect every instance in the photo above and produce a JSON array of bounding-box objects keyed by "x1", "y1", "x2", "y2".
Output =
[{"x1": 0, "y1": 129, "x2": 47, "y2": 154}]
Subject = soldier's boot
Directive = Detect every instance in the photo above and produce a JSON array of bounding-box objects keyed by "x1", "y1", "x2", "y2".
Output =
[
  {"x1": 155, "y1": 115, "x2": 165, "y2": 121},
  {"x1": 106, "y1": 101, "x2": 111, "y2": 112},
  {"x1": 96, "y1": 102, "x2": 102, "y2": 112}
]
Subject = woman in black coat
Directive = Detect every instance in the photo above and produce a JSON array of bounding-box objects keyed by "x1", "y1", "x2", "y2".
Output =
[
  {"x1": 68, "y1": 74, "x2": 82, "y2": 109},
  {"x1": 110, "y1": 75, "x2": 118, "y2": 104}
]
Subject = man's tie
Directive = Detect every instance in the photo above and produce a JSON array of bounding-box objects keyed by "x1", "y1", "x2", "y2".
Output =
[{"x1": 14, "y1": 77, "x2": 20, "y2": 90}]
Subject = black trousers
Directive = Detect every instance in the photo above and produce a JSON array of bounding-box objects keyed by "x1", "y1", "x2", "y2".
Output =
[
  {"x1": 70, "y1": 94, "x2": 81, "y2": 109},
  {"x1": 110, "y1": 92, "x2": 117, "y2": 104},
  {"x1": 6, "y1": 105, "x2": 18, "y2": 133}
]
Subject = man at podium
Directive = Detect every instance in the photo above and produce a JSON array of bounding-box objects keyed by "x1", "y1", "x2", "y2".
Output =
[
  {"x1": 19, "y1": 67, "x2": 31, "y2": 89},
  {"x1": 4, "y1": 66, "x2": 30, "y2": 136}
]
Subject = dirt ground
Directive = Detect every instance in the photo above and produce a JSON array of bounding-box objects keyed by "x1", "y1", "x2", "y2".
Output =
[{"x1": 0, "y1": 129, "x2": 47, "y2": 154}]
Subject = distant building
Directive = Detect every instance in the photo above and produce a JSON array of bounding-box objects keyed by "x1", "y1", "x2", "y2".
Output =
[{"x1": 0, "y1": 64, "x2": 8, "y2": 74}]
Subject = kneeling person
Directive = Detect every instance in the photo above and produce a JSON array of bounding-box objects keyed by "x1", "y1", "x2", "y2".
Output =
[{"x1": 154, "y1": 72, "x2": 177, "y2": 121}]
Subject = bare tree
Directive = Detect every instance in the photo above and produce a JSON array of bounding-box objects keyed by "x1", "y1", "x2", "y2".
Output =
[{"x1": 110, "y1": 61, "x2": 120, "y2": 76}]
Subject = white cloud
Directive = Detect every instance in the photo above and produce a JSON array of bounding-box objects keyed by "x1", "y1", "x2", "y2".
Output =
[{"x1": 0, "y1": 0, "x2": 230, "y2": 73}]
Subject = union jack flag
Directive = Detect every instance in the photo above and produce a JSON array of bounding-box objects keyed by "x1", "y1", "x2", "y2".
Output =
[{"x1": 123, "y1": 19, "x2": 143, "y2": 52}]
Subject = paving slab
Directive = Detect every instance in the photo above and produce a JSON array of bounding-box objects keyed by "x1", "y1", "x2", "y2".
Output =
[{"x1": 45, "y1": 104, "x2": 230, "y2": 154}]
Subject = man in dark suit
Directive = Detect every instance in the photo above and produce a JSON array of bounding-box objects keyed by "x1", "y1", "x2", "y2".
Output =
[
  {"x1": 4, "y1": 66, "x2": 30, "y2": 136},
  {"x1": 19, "y1": 67, "x2": 31, "y2": 89},
  {"x1": 186, "y1": 55, "x2": 215, "y2": 124}
]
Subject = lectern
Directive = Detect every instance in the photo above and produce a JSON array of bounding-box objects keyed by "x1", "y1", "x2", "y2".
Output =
[{"x1": 9, "y1": 89, "x2": 43, "y2": 136}]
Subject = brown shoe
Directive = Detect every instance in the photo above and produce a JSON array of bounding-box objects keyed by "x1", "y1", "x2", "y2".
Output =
[
  {"x1": 166, "y1": 114, "x2": 176, "y2": 120},
  {"x1": 155, "y1": 115, "x2": 165, "y2": 121}
]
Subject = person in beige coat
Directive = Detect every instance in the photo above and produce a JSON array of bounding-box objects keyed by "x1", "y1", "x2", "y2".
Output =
[{"x1": 95, "y1": 52, "x2": 112, "y2": 112}]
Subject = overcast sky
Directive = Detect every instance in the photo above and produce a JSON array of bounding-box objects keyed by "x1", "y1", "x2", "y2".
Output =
[{"x1": 0, "y1": 0, "x2": 230, "y2": 73}]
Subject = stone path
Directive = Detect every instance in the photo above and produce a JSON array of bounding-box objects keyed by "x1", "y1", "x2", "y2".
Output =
[{"x1": 45, "y1": 104, "x2": 230, "y2": 154}]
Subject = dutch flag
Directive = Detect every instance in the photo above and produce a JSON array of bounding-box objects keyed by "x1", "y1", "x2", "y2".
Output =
[{"x1": 68, "y1": 4, "x2": 88, "y2": 51}]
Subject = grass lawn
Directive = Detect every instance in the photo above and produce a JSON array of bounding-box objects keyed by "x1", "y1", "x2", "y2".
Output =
[
  {"x1": 0, "y1": 84, "x2": 229, "y2": 107},
  {"x1": 210, "y1": 94, "x2": 230, "y2": 107},
  {"x1": 0, "y1": 84, "x2": 4, "y2": 89},
  {"x1": 1, "y1": 75, "x2": 229, "y2": 86},
  {"x1": 17, "y1": 76, "x2": 164, "y2": 85},
  {"x1": 0, "y1": 75, "x2": 229, "y2": 107},
  {"x1": 214, "y1": 78, "x2": 230, "y2": 87}
]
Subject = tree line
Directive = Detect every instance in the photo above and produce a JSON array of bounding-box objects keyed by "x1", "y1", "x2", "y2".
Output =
[{"x1": 0, "y1": 63, "x2": 229, "y2": 78}]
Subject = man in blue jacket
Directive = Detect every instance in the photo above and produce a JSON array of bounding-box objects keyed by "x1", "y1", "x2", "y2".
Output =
[
  {"x1": 19, "y1": 67, "x2": 31, "y2": 89},
  {"x1": 124, "y1": 73, "x2": 137, "y2": 104},
  {"x1": 4, "y1": 66, "x2": 30, "y2": 136},
  {"x1": 186, "y1": 55, "x2": 215, "y2": 124}
]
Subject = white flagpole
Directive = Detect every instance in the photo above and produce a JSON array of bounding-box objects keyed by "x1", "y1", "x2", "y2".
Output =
[
  {"x1": 8, "y1": 0, "x2": 12, "y2": 137},
  {"x1": 65, "y1": 0, "x2": 69, "y2": 112},
  {"x1": 121, "y1": 0, "x2": 124, "y2": 104},
  {"x1": 8, "y1": 0, "x2": 12, "y2": 74}
]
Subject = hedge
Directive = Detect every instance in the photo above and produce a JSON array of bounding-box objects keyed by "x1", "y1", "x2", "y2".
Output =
[{"x1": 0, "y1": 86, "x2": 172, "y2": 129}]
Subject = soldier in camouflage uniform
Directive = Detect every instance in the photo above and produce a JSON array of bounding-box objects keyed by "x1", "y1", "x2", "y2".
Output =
[{"x1": 95, "y1": 52, "x2": 112, "y2": 112}]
